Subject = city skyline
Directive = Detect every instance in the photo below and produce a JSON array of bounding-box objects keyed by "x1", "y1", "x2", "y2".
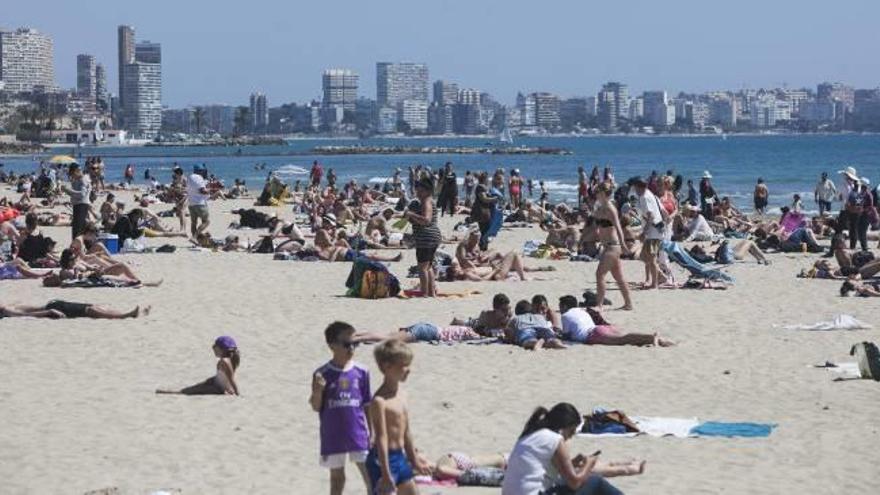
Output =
[{"x1": 3, "y1": 0, "x2": 880, "y2": 107}]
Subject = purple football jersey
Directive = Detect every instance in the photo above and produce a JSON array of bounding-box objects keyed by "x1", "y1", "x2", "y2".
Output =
[{"x1": 316, "y1": 361, "x2": 371, "y2": 455}]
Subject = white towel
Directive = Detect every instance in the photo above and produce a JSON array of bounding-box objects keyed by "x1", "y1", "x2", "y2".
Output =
[
  {"x1": 817, "y1": 362, "x2": 863, "y2": 379},
  {"x1": 780, "y1": 314, "x2": 872, "y2": 331},
  {"x1": 579, "y1": 416, "x2": 700, "y2": 438}
]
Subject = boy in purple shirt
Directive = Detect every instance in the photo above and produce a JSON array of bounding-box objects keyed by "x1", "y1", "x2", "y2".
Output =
[{"x1": 310, "y1": 321, "x2": 372, "y2": 495}]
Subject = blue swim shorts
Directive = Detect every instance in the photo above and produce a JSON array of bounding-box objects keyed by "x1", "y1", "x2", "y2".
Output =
[{"x1": 366, "y1": 448, "x2": 414, "y2": 493}]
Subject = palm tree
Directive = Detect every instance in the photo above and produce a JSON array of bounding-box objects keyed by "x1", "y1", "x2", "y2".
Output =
[
  {"x1": 192, "y1": 106, "x2": 206, "y2": 134},
  {"x1": 233, "y1": 106, "x2": 250, "y2": 137}
]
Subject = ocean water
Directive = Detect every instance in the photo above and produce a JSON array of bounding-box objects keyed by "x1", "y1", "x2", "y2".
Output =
[{"x1": 2, "y1": 134, "x2": 879, "y2": 213}]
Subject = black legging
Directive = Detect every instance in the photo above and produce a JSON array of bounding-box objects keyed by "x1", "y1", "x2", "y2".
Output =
[
  {"x1": 72, "y1": 203, "x2": 90, "y2": 239},
  {"x1": 848, "y1": 211, "x2": 869, "y2": 250},
  {"x1": 478, "y1": 220, "x2": 492, "y2": 250}
]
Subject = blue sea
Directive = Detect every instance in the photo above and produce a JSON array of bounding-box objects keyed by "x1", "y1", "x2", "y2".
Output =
[{"x1": 2, "y1": 135, "x2": 879, "y2": 213}]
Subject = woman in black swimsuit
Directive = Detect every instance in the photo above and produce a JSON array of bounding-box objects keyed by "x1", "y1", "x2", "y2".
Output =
[{"x1": 593, "y1": 183, "x2": 633, "y2": 310}]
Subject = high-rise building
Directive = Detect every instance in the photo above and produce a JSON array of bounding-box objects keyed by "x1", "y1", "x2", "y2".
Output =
[
  {"x1": 709, "y1": 96, "x2": 738, "y2": 129},
  {"x1": 376, "y1": 107, "x2": 398, "y2": 134},
  {"x1": 95, "y1": 63, "x2": 109, "y2": 111},
  {"x1": 597, "y1": 82, "x2": 628, "y2": 131},
  {"x1": 376, "y1": 62, "x2": 429, "y2": 109},
  {"x1": 322, "y1": 69, "x2": 358, "y2": 112},
  {"x1": 428, "y1": 102, "x2": 454, "y2": 134},
  {"x1": 457, "y1": 88, "x2": 481, "y2": 105},
  {"x1": 77, "y1": 54, "x2": 96, "y2": 98},
  {"x1": 135, "y1": 42, "x2": 161, "y2": 64},
  {"x1": 817, "y1": 82, "x2": 854, "y2": 110},
  {"x1": 750, "y1": 97, "x2": 790, "y2": 128},
  {"x1": 532, "y1": 92, "x2": 560, "y2": 130},
  {"x1": 117, "y1": 25, "x2": 135, "y2": 110},
  {"x1": 628, "y1": 97, "x2": 644, "y2": 122},
  {"x1": 433, "y1": 80, "x2": 459, "y2": 106},
  {"x1": 560, "y1": 98, "x2": 590, "y2": 130},
  {"x1": 249, "y1": 92, "x2": 269, "y2": 132},
  {"x1": 852, "y1": 88, "x2": 880, "y2": 131},
  {"x1": 0, "y1": 28, "x2": 55, "y2": 93},
  {"x1": 516, "y1": 93, "x2": 537, "y2": 127},
  {"x1": 596, "y1": 89, "x2": 618, "y2": 131},
  {"x1": 642, "y1": 91, "x2": 675, "y2": 127},
  {"x1": 122, "y1": 61, "x2": 161, "y2": 137},
  {"x1": 398, "y1": 99, "x2": 428, "y2": 132}
]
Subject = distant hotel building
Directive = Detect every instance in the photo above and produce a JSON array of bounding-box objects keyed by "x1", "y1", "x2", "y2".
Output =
[
  {"x1": 122, "y1": 60, "x2": 162, "y2": 137},
  {"x1": 532, "y1": 92, "x2": 560, "y2": 131},
  {"x1": 0, "y1": 28, "x2": 55, "y2": 93},
  {"x1": 95, "y1": 63, "x2": 109, "y2": 111},
  {"x1": 642, "y1": 91, "x2": 675, "y2": 127},
  {"x1": 135, "y1": 41, "x2": 161, "y2": 64},
  {"x1": 117, "y1": 25, "x2": 135, "y2": 111},
  {"x1": 433, "y1": 80, "x2": 459, "y2": 106},
  {"x1": 250, "y1": 92, "x2": 269, "y2": 132},
  {"x1": 76, "y1": 54, "x2": 96, "y2": 98},
  {"x1": 597, "y1": 82, "x2": 628, "y2": 131},
  {"x1": 376, "y1": 62, "x2": 429, "y2": 108},
  {"x1": 399, "y1": 99, "x2": 428, "y2": 132},
  {"x1": 322, "y1": 69, "x2": 358, "y2": 112}
]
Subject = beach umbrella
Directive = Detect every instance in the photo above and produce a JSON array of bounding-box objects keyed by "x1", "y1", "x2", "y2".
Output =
[{"x1": 48, "y1": 155, "x2": 77, "y2": 165}]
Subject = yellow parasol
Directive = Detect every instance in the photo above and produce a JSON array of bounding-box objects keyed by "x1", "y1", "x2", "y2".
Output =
[{"x1": 48, "y1": 155, "x2": 78, "y2": 165}]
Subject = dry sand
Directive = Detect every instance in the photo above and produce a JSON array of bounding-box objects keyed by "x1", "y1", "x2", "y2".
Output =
[{"x1": 1, "y1": 186, "x2": 879, "y2": 494}]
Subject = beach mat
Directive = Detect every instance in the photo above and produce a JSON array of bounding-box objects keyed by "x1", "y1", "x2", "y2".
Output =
[{"x1": 579, "y1": 416, "x2": 775, "y2": 438}]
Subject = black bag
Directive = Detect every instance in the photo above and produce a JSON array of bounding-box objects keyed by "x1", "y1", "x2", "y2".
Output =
[
  {"x1": 253, "y1": 236, "x2": 275, "y2": 253},
  {"x1": 852, "y1": 250, "x2": 875, "y2": 269},
  {"x1": 851, "y1": 341, "x2": 880, "y2": 381}
]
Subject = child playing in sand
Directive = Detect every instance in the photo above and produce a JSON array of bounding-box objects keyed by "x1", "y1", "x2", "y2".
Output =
[
  {"x1": 367, "y1": 339, "x2": 431, "y2": 494},
  {"x1": 505, "y1": 300, "x2": 566, "y2": 350},
  {"x1": 156, "y1": 336, "x2": 240, "y2": 395},
  {"x1": 309, "y1": 321, "x2": 372, "y2": 495}
]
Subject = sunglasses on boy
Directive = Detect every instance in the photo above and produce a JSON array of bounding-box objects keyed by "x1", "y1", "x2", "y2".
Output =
[{"x1": 336, "y1": 340, "x2": 360, "y2": 350}]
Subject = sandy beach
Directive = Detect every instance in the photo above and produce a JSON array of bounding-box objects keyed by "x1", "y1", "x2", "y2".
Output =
[{"x1": 1, "y1": 186, "x2": 879, "y2": 494}]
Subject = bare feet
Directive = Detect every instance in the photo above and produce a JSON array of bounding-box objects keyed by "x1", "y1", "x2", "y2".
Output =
[
  {"x1": 616, "y1": 305, "x2": 633, "y2": 311},
  {"x1": 653, "y1": 333, "x2": 675, "y2": 347}
]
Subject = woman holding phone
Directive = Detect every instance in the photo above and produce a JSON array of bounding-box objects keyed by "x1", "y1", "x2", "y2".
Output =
[{"x1": 502, "y1": 402, "x2": 630, "y2": 495}]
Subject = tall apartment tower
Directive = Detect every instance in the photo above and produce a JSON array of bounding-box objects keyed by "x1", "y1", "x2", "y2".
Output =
[
  {"x1": 76, "y1": 54, "x2": 96, "y2": 98},
  {"x1": 95, "y1": 63, "x2": 109, "y2": 110},
  {"x1": 376, "y1": 62, "x2": 429, "y2": 109},
  {"x1": 117, "y1": 25, "x2": 135, "y2": 110},
  {"x1": 122, "y1": 61, "x2": 162, "y2": 137},
  {"x1": 322, "y1": 69, "x2": 358, "y2": 112},
  {"x1": 250, "y1": 92, "x2": 269, "y2": 132},
  {"x1": 433, "y1": 80, "x2": 459, "y2": 106},
  {"x1": 0, "y1": 28, "x2": 56, "y2": 93}
]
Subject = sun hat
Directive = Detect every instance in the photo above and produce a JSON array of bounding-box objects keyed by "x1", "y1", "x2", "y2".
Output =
[
  {"x1": 214, "y1": 335, "x2": 237, "y2": 350},
  {"x1": 702, "y1": 170, "x2": 713, "y2": 179},
  {"x1": 838, "y1": 166, "x2": 858, "y2": 181},
  {"x1": 860, "y1": 177, "x2": 871, "y2": 186}
]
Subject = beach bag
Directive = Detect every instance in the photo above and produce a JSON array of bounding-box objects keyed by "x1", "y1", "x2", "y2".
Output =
[
  {"x1": 253, "y1": 236, "x2": 275, "y2": 253},
  {"x1": 850, "y1": 342, "x2": 880, "y2": 381},
  {"x1": 346, "y1": 259, "x2": 400, "y2": 299},
  {"x1": 852, "y1": 250, "x2": 875, "y2": 269},
  {"x1": 582, "y1": 410, "x2": 640, "y2": 434}
]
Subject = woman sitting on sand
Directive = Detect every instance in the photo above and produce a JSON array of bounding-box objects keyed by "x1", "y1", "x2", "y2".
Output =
[
  {"x1": 502, "y1": 402, "x2": 627, "y2": 495},
  {"x1": 0, "y1": 300, "x2": 148, "y2": 319},
  {"x1": 156, "y1": 336, "x2": 240, "y2": 396},
  {"x1": 58, "y1": 248, "x2": 147, "y2": 284}
]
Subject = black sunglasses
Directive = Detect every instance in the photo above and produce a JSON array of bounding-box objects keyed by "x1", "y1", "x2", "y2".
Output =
[{"x1": 336, "y1": 340, "x2": 360, "y2": 350}]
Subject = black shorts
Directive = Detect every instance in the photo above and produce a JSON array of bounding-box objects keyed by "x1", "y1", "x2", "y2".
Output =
[
  {"x1": 46, "y1": 300, "x2": 91, "y2": 318},
  {"x1": 415, "y1": 246, "x2": 438, "y2": 264}
]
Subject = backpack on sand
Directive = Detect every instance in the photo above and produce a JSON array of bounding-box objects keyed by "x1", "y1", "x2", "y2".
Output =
[{"x1": 851, "y1": 342, "x2": 880, "y2": 381}]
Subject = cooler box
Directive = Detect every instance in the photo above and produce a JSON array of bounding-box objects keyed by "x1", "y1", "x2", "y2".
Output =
[{"x1": 98, "y1": 234, "x2": 119, "y2": 254}]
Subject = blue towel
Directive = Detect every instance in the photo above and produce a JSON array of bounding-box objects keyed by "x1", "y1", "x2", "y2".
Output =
[{"x1": 690, "y1": 421, "x2": 776, "y2": 438}]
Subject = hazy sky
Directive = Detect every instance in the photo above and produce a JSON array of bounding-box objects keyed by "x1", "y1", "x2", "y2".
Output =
[{"x1": 4, "y1": 0, "x2": 879, "y2": 107}]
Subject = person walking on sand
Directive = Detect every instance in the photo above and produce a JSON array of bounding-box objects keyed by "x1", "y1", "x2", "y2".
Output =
[
  {"x1": 634, "y1": 177, "x2": 666, "y2": 290},
  {"x1": 753, "y1": 178, "x2": 769, "y2": 214},
  {"x1": 60, "y1": 163, "x2": 92, "y2": 240},
  {"x1": 814, "y1": 172, "x2": 837, "y2": 216},
  {"x1": 406, "y1": 177, "x2": 442, "y2": 297},
  {"x1": 186, "y1": 165, "x2": 211, "y2": 238}
]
